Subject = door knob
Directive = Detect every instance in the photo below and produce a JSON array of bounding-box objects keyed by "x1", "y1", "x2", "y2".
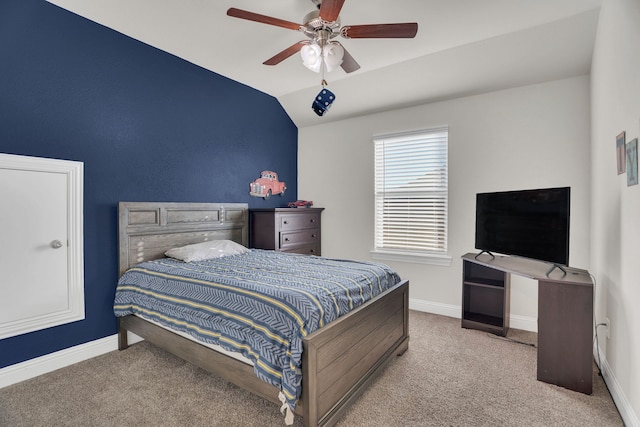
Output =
[{"x1": 51, "y1": 240, "x2": 63, "y2": 249}]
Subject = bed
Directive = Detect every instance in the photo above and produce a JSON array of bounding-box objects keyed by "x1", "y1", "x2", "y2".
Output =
[{"x1": 115, "y1": 201, "x2": 409, "y2": 427}]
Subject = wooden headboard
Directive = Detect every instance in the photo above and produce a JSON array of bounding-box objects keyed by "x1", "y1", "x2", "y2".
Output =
[{"x1": 118, "y1": 202, "x2": 249, "y2": 276}]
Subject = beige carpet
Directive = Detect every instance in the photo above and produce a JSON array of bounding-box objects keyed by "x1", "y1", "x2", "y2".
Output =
[{"x1": 0, "y1": 311, "x2": 623, "y2": 426}]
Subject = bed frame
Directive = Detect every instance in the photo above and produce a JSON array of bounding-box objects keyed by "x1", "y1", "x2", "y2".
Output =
[{"x1": 117, "y1": 201, "x2": 409, "y2": 427}]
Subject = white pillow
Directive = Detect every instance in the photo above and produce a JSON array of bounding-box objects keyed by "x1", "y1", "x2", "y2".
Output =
[{"x1": 165, "y1": 240, "x2": 249, "y2": 262}]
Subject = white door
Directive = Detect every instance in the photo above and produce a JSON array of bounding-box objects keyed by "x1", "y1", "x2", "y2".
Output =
[{"x1": 0, "y1": 154, "x2": 84, "y2": 339}]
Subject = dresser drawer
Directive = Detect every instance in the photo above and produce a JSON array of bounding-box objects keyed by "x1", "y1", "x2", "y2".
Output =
[
  {"x1": 281, "y1": 244, "x2": 320, "y2": 256},
  {"x1": 280, "y1": 229, "x2": 320, "y2": 249},
  {"x1": 279, "y1": 213, "x2": 321, "y2": 231}
]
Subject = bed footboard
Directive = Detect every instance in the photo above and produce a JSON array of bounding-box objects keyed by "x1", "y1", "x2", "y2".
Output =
[
  {"x1": 301, "y1": 279, "x2": 409, "y2": 427},
  {"x1": 117, "y1": 280, "x2": 409, "y2": 427}
]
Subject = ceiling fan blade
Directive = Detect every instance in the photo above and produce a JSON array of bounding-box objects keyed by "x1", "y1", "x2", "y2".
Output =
[
  {"x1": 341, "y1": 23, "x2": 418, "y2": 39},
  {"x1": 263, "y1": 41, "x2": 308, "y2": 66},
  {"x1": 227, "y1": 8, "x2": 302, "y2": 31},
  {"x1": 335, "y1": 42, "x2": 360, "y2": 73},
  {"x1": 318, "y1": 0, "x2": 346, "y2": 22}
]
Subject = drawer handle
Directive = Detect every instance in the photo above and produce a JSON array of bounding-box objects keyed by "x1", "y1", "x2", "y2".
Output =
[
  {"x1": 311, "y1": 234, "x2": 316, "y2": 238},
  {"x1": 309, "y1": 219, "x2": 315, "y2": 223},
  {"x1": 283, "y1": 220, "x2": 288, "y2": 224},
  {"x1": 310, "y1": 249, "x2": 315, "y2": 253},
  {"x1": 284, "y1": 238, "x2": 290, "y2": 242}
]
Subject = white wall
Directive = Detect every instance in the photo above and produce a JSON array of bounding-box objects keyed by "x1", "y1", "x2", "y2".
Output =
[
  {"x1": 298, "y1": 75, "x2": 591, "y2": 328},
  {"x1": 591, "y1": 0, "x2": 640, "y2": 424}
]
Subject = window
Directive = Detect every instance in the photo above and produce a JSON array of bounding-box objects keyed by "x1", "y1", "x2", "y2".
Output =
[{"x1": 372, "y1": 127, "x2": 450, "y2": 265}]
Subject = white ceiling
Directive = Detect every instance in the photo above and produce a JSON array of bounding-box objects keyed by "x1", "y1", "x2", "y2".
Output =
[{"x1": 47, "y1": 0, "x2": 602, "y2": 128}]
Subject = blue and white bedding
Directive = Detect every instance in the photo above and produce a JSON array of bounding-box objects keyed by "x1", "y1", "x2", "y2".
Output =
[{"x1": 113, "y1": 249, "x2": 401, "y2": 410}]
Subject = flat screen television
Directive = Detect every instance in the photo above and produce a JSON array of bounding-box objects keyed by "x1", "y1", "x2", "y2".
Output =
[{"x1": 475, "y1": 187, "x2": 570, "y2": 266}]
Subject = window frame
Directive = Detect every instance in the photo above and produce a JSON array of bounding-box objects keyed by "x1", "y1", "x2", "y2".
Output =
[{"x1": 370, "y1": 127, "x2": 451, "y2": 266}]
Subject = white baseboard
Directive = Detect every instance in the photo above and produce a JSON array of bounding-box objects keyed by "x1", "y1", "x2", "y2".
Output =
[
  {"x1": 595, "y1": 342, "x2": 640, "y2": 427},
  {"x1": 409, "y1": 298, "x2": 460, "y2": 318},
  {"x1": 0, "y1": 331, "x2": 143, "y2": 390},
  {"x1": 508, "y1": 313, "x2": 537, "y2": 332},
  {"x1": 409, "y1": 298, "x2": 538, "y2": 332},
  {"x1": 3, "y1": 312, "x2": 636, "y2": 427}
]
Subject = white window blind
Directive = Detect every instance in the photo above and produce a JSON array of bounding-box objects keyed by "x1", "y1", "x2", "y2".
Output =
[{"x1": 374, "y1": 127, "x2": 448, "y2": 257}]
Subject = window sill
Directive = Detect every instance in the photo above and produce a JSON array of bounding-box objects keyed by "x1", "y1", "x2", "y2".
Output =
[{"x1": 370, "y1": 250, "x2": 452, "y2": 266}]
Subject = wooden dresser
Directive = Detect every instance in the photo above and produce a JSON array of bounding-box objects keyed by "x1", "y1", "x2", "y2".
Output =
[{"x1": 249, "y1": 208, "x2": 324, "y2": 255}]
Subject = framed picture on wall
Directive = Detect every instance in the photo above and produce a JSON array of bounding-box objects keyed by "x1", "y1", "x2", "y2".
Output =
[
  {"x1": 627, "y1": 138, "x2": 638, "y2": 186},
  {"x1": 617, "y1": 131, "x2": 626, "y2": 174}
]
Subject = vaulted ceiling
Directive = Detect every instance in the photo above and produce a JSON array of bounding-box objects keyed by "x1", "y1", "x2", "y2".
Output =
[{"x1": 47, "y1": 0, "x2": 602, "y2": 128}]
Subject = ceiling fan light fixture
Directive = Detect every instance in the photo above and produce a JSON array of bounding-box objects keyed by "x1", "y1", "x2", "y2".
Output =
[
  {"x1": 300, "y1": 41, "x2": 344, "y2": 73},
  {"x1": 323, "y1": 42, "x2": 344, "y2": 72},
  {"x1": 301, "y1": 43, "x2": 323, "y2": 72}
]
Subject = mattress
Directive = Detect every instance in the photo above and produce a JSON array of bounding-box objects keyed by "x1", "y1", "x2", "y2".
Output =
[
  {"x1": 113, "y1": 249, "x2": 401, "y2": 410},
  {"x1": 135, "y1": 312, "x2": 254, "y2": 365}
]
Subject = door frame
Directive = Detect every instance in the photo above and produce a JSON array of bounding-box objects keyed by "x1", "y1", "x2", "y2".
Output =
[{"x1": 0, "y1": 153, "x2": 84, "y2": 339}]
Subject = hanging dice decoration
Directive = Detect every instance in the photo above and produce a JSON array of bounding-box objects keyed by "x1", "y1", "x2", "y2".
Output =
[{"x1": 312, "y1": 88, "x2": 336, "y2": 116}]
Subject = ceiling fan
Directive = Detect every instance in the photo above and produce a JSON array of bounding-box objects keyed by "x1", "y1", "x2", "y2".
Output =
[{"x1": 227, "y1": 0, "x2": 418, "y2": 74}]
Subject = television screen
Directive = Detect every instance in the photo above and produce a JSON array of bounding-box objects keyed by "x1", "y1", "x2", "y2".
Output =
[{"x1": 475, "y1": 187, "x2": 570, "y2": 265}]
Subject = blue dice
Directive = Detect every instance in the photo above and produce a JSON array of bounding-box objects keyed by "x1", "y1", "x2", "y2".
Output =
[{"x1": 312, "y1": 88, "x2": 336, "y2": 116}]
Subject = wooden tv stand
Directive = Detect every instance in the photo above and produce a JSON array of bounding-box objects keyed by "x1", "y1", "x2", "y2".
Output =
[{"x1": 462, "y1": 252, "x2": 593, "y2": 394}]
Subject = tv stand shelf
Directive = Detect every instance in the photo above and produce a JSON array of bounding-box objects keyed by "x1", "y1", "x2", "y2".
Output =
[
  {"x1": 462, "y1": 259, "x2": 510, "y2": 336},
  {"x1": 463, "y1": 312, "x2": 504, "y2": 328},
  {"x1": 461, "y1": 252, "x2": 594, "y2": 394}
]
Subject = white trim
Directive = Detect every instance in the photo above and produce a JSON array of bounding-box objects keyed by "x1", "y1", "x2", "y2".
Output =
[
  {"x1": 3, "y1": 320, "x2": 636, "y2": 427},
  {"x1": 409, "y1": 298, "x2": 459, "y2": 318},
  {"x1": 0, "y1": 332, "x2": 143, "y2": 390},
  {"x1": 595, "y1": 343, "x2": 640, "y2": 427},
  {"x1": 409, "y1": 298, "x2": 537, "y2": 332},
  {"x1": 371, "y1": 250, "x2": 452, "y2": 266},
  {"x1": 0, "y1": 153, "x2": 84, "y2": 339},
  {"x1": 508, "y1": 313, "x2": 538, "y2": 333}
]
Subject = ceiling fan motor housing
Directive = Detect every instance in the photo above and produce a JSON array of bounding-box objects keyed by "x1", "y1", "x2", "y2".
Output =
[{"x1": 302, "y1": 10, "x2": 340, "y2": 44}]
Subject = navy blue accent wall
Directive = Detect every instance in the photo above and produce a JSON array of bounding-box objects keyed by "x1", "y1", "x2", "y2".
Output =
[{"x1": 0, "y1": 1, "x2": 298, "y2": 368}]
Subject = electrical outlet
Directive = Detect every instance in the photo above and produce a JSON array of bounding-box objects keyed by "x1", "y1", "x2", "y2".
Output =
[{"x1": 605, "y1": 317, "x2": 610, "y2": 339}]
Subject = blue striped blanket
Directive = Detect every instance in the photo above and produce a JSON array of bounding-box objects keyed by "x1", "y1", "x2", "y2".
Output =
[{"x1": 113, "y1": 249, "x2": 401, "y2": 410}]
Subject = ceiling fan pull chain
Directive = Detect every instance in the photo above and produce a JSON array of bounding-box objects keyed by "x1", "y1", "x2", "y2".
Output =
[{"x1": 321, "y1": 79, "x2": 328, "y2": 87}]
